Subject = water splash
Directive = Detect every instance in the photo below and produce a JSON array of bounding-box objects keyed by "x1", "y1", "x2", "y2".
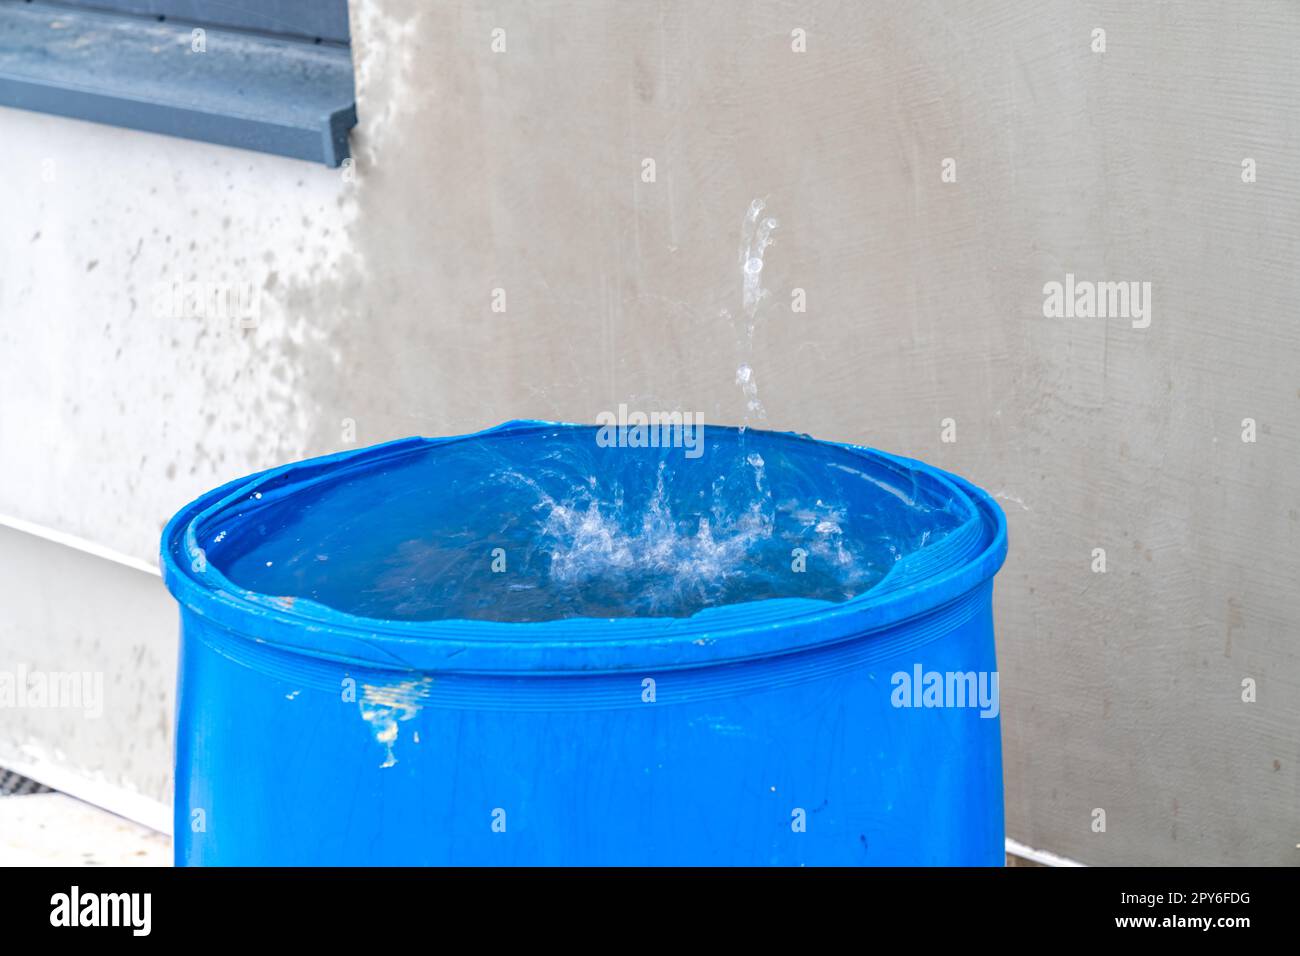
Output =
[
  {"x1": 216, "y1": 428, "x2": 964, "y2": 622},
  {"x1": 503, "y1": 448, "x2": 876, "y2": 617},
  {"x1": 534, "y1": 464, "x2": 776, "y2": 613},
  {"x1": 517, "y1": 201, "x2": 797, "y2": 614}
]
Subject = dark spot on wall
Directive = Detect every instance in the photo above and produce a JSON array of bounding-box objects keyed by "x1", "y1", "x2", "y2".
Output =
[
  {"x1": 632, "y1": 56, "x2": 655, "y2": 102},
  {"x1": 1226, "y1": 597, "x2": 1243, "y2": 658}
]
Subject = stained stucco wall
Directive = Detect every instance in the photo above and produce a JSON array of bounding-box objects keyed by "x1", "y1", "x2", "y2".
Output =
[{"x1": 1, "y1": 0, "x2": 1296, "y2": 863}]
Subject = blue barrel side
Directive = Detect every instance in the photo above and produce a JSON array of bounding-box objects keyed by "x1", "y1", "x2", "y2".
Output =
[
  {"x1": 165, "y1": 423, "x2": 1008, "y2": 866},
  {"x1": 174, "y1": 581, "x2": 1001, "y2": 866}
]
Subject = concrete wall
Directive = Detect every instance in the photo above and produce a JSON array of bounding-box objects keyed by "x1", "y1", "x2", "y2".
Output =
[{"x1": 1, "y1": 0, "x2": 1296, "y2": 863}]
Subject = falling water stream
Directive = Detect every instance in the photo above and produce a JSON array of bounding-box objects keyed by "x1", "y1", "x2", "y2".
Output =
[
  {"x1": 210, "y1": 202, "x2": 962, "y2": 622},
  {"x1": 735, "y1": 197, "x2": 780, "y2": 426}
]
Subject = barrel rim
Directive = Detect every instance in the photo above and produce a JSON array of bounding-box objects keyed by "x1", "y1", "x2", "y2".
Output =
[{"x1": 160, "y1": 420, "x2": 1007, "y2": 674}]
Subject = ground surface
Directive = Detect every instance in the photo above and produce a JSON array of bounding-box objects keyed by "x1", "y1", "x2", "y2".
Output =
[{"x1": 0, "y1": 772, "x2": 170, "y2": 866}]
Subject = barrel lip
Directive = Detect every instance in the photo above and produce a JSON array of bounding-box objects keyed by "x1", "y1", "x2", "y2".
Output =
[{"x1": 160, "y1": 420, "x2": 1007, "y2": 674}]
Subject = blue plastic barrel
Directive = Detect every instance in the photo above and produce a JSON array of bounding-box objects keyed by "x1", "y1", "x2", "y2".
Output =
[{"x1": 161, "y1": 420, "x2": 1007, "y2": 865}]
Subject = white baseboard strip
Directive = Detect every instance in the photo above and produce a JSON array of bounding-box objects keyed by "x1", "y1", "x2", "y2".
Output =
[
  {"x1": 1005, "y1": 836, "x2": 1085, "y2": 867},
  {"x1": 2, "y1": 752, "x2": 172, "y2": 837},
  {"x1": 0, "y1": 512, "x2": 160, "y2": 577}
]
